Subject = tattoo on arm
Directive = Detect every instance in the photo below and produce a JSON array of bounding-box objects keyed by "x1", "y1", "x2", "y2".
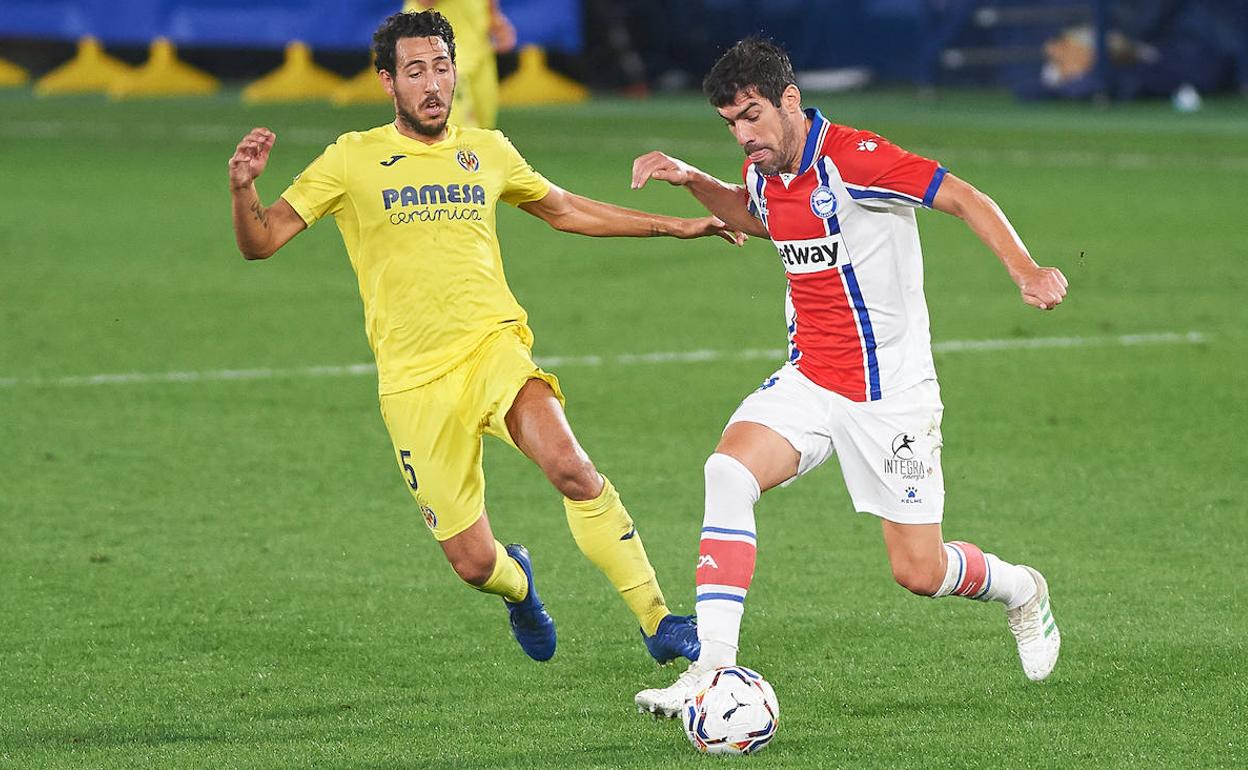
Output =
[{"x1": 249, "y1": 199, "x2": 269, "y2": 229}]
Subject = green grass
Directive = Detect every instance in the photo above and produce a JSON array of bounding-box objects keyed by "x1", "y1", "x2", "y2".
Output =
[{"x1": 1, "y1": 88, "x2": 1246, "y2": 768}]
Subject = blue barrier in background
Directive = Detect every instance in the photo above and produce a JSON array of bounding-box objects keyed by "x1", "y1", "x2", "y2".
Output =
[{"x1": 0, "y1": 0, "x2": 582, "y2": 52}]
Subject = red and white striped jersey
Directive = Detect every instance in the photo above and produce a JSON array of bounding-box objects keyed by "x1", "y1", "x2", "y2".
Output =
[{"x1": 744, "y1": 108, "x2": 947, "y2": 402}]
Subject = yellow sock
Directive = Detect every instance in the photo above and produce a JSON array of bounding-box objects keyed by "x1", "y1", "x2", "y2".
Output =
[
  {"x1": 564, "y1": 476, "x2": 670, "y2": 635},
  {"x1": 473, "y1": 540, "x2": 529, "y2": 603}
]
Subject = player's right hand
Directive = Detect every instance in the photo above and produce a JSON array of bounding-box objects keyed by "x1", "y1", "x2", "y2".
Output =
[
  {"x1": 631, "y1": 151, "x2": 697, "y2": 189},
  {"x1": 1017, "y1": 265, "x2": 1069, "y2": 310},
  {"x1": 229, "y1": 128, "x2": 276, "y2": 191}
]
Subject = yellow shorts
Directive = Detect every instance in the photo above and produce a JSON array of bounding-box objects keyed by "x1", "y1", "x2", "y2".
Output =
[{"x1": 379, "y1": 325, "x2": 564, "y2": 541}]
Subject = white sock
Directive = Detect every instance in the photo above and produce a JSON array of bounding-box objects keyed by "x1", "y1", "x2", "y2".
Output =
[
  {"x1": 695, "y1": 453, "x2": 760, "y2": 668},
  {"x1": 934, "y1": 540, "x2": 1037, "y2": 610}
]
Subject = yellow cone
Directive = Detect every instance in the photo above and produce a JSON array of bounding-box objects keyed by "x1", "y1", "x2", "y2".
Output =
[
  {"x1": 499, "y1": 46, "x2": 588, "y2": 106},
  {"x1": 107, "y1": 38, "x2": 219, "y2": 99},
  {"x1": 331, "y1": 61, "x2": 389, "y2": 107},
  {"x1": 0, "y1": 56, "x2": 29, "y2": 87},
  {"x1": 242, "y1": 41, "x2": 345, "y2": 104},
  {"x1": 35, "y1": 37, "x2": 131, "y2": 95}
]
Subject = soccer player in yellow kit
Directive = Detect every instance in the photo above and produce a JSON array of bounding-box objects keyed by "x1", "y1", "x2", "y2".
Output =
[{"x1": 228, "y1": 10, "x2": 741, "y2": 663}]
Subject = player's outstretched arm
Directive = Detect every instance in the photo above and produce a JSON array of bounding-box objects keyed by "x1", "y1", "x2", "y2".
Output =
[
  {"x1": 631, "y1": 151, "x2": 770, "y2": 239},
  {"x1": 518, "y1": 184, "x2": 747, "y2": 245},
  {"x1": 229, "y1": 128, "x2": 307, "y2": 260},
  {"x1": 932, "y1": 172, "x2": 1068, "y2": 310}
]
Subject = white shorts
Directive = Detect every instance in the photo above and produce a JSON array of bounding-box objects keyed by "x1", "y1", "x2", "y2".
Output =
[{"x1": 727, "y1": 364, "x2": 945, "y2": 524}]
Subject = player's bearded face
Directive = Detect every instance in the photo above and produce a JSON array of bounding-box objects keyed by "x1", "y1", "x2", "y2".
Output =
[
  {"x1": 723, "y1": 89, "x2": 803, "y2": 176},
  {"x1": 388, "y1": 36, "x2": 456, "y2": 138}
]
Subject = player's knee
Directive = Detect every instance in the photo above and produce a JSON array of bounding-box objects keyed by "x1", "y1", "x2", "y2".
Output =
[
  {"x1": 891, "y1": 561, "x2": 943, "y2": 596},
  {"x1": 547, "y1": 451, "x2": 599, "y2": 500},
  {"x1": 450, "y1": 551, "x2": 495, "y2": 587}
]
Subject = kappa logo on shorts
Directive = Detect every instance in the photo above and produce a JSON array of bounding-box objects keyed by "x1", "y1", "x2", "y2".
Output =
[{"x1": 421, "y1": 505, "x2": 437, "y2": 530}]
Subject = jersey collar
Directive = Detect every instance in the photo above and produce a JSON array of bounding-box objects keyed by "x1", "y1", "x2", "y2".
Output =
[
  {"x1": 796, "y1": 107, "x2": 828, "y2": 176},
  {"x1": 387, "y1": 121, "x2": 460, "y2": 151}
]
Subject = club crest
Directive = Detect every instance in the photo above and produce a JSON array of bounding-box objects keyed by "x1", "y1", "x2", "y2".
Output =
[
  {"x1": 456, "y1": 148, "x2": 480, "y2": 173},
  {"x1": 810, "y1": 185, "x2": 838, "y2": 219}
]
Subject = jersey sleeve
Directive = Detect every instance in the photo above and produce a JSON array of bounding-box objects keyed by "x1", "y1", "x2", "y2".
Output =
[
  {"x1": 496, "y1": 132, "x2": 552, "y2": 206},
  {"x1": 280, "y1": 140, "x2": 347, "y2": 226},
  {"x1": 741, "y1": 159, "x2": 766, "y2": 224},
  {"x1": 827, "y1": 127, "x2": 947, "y2": 209}
]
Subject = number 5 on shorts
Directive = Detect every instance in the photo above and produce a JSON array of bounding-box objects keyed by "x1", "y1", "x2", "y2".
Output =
[{"x1": 398, "y1": 449, "x2": 419, "y2": 490}]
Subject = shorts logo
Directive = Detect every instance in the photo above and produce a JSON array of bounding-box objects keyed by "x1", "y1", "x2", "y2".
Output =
[
  {"x1": 456, "y1": 148, "x2": 480, "y2": 173},
  {"x1": 758, "y1": 375, "x2": 779, "y2": 391},
  {"x1": 901, "y1": 486, "x2": 922, "y2": 504},
  {"x1": 810, "y1": 185, "x2": 838, "y2": 219},
  {"x1": 421, "y1": 505, "x2": 438, "y2": 530},
  {"x1": 891, "y1": 433, "x2": 916, "y2": 459},
  {"x1": 884, "y1": 432, "x2": 929, "y2": 480}
]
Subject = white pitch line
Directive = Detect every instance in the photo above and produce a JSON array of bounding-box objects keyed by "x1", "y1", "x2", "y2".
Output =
[{"x1": 0, "y1": 331, "x2": 1206, "y2": 390}]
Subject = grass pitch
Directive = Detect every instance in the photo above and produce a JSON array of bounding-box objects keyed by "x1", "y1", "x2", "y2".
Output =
[{"x1": 1, "y1": 89, "x2": 1246, "y2": 769}]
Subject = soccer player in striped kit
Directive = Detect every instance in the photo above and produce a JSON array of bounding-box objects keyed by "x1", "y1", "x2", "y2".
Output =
[{"x1": 631, "y1": 37, "x2": 1067, "y2": 716}]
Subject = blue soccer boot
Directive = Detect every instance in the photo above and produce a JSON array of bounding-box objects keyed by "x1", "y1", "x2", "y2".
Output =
[
  {"x1": 640, "y1": 613, "x2": 701, "y2": 664},
  {"x1": 503, "y1": 544, "x2": 556, "y2": 661}
]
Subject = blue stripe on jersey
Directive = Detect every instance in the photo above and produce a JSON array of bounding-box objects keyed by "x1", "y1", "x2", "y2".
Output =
[
  {"x1": 814, "y1": 159, "x2": 842, "y2": 235},
  {"x1": 701, "y1": 526, "x2": 757, "y2": 541},
  {"x1": 797, "y1": 108, "x2": 827, "y2": 175},
  {"x1": 841, "y1": 264, "x2": 882, "y2": 401},
  {"x1": 923, "y1": 166, "x2": 948, "y2": 208},
  {"x1": 845, "y1": 186, "x2": 921, "y2": 204},
  {"x1": 696, "y1": 592, "x2": 746, "y2": 604},
  {"x1": 752, "y1": 172, "x2": 768, "y2": 229}
]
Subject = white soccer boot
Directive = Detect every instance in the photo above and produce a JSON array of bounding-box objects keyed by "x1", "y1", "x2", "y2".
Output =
[
  {"x1": 1006, "y1": 566, "x2": 1061, "y2": 681},
  {"x1": 635, "y1": 661, "x2": 713, "y2": 718}
]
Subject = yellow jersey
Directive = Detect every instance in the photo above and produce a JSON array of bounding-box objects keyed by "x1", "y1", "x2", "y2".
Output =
[{"x1": 280, "y1": 123, "x2": 551, "y2": 394}]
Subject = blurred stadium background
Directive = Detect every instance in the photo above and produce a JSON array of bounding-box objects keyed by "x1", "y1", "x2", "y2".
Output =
[
  {"x1": 2, "y1": 0, "x2": 1246, "y2": 101},
  {"x1": 2, "y1": 2, "x2": 1246, "y2": 768}
]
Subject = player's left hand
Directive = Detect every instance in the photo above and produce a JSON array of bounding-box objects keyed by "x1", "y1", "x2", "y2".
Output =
[
  {"x1": 682, "y1": 216, "x2": 747, "y2": 246},
  {"x1": 1017, "y1": 265, "x2": 1068, "y2": 310}
]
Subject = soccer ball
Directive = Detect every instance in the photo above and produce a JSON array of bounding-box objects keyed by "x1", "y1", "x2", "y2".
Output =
[{"x1": 682, "y1": 666, "x2": 779, "y2": 755}]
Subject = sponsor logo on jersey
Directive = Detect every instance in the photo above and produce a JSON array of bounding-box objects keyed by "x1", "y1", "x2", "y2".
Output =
[
  {"x1": 382, "y1": 184, "x2": 487, "y2": 209},
  {"x1": 381, "y1": 183, "x2": 488, "y2": 224},
  {"x1": 379, "y1": 154, "x2": 407, "y2": 167},
  {"x1": 810, "y1": 185, "x2": 838, "y2": 219},
  {"x1": 773, "y1": 235, "x2": 845, "y2": 274},
  {"x1": 857, "y1": 139, "x2": 878, "y2": 152},
  {"x1": 456, "y1": 148, "x2": 480, "y2": 173}
]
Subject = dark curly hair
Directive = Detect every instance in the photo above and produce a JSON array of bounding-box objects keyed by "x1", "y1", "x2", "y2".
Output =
[
  {"x1": 703, "y1": 36, "x2": 796, "y2": 108},
  {"x1": 373, "y1": 10, "x2": 457, "y2": 75}
]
